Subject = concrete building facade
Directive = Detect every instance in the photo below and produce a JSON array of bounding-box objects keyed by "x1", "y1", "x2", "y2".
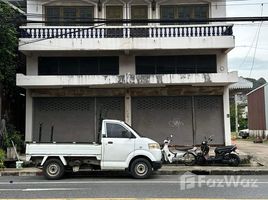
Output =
[{"x1": 17, "y1": 0, "x2": 237, "y2": 145}]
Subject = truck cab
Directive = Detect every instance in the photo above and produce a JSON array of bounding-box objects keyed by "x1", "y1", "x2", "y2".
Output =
[{"x1": 26, "y1": 119, "x2": 162, "y2": 179}]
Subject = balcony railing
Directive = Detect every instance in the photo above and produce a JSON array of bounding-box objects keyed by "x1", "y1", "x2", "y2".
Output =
[{"x1": 20, "y1": 24, "x2": 233, "y2": 39}]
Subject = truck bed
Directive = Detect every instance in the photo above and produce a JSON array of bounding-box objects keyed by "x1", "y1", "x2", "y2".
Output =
[{"x1": 26, "y1": 143, "x2": 102, "y2": 158}]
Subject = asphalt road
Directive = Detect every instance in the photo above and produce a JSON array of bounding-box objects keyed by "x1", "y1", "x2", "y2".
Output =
[{"x1": 0, "y1": 172, "x2": 268, "y2": 199}]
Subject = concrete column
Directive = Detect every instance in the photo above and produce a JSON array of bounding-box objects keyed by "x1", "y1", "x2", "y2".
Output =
[
  {"x1": 125, "y1": 92, "x2": 131, "y2": 125},
  {"x1": 234, "y1": 94, "x2": 239, "y2": 135},
  {"x1": 26, "y1": 55, "x2": 38, "y2": 75},
  {"x1": 223, "y1": 86, "x2": 231, "y2": 145},
  {"x1": 25, "y1": 90, "x2": 33, "y2": 142},
  {"x1": 119, "y1": 55, "x2": 135, "y2": 75}
]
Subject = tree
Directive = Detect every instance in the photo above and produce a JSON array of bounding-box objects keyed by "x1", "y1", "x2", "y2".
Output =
[
  {"x1": 0, "y1": 2, "x2": 19, "y2": 118},
  {"x1": 230, "y1": 102, "x2": 248, "y2": 132}
]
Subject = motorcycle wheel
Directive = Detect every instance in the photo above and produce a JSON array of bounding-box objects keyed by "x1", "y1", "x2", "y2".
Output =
[
  {"x1": 183, "y1": 152, "x2": 196, "y2": 166},
  {"x1": 228, "y1": 154, "x2": 240, "y2": 166}
]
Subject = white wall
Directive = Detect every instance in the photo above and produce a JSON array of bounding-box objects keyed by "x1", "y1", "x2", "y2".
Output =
[
  {"x1": 25, "y1": 49, "x2": 229, "y2": 75},
  {"x1": 27, "y1": 0, "x2": 227, "y2": 23}
]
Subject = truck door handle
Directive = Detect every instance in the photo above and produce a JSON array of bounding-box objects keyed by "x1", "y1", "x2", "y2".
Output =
[{"x1": 108, "y1": 141, "x2": 113, "y2": 144}]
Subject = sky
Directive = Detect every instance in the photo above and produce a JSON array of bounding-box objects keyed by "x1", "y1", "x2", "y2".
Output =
[{"x1": 227, "y1": 0, "x2": 268, "y2": 81}]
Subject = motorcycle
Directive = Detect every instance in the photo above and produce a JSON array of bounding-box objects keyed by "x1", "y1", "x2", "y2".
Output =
[
  {"x1": 161, "y1": 135, "x2": 197, "y2": 166},
  {"x1": 185, "y1": 135, "x2": 240, "y2": 166}
]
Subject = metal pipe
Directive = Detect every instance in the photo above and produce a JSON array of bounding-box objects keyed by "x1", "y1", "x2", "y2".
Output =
[{"x1": 38, "y1": 123, "x2": 42, "y2": 143}]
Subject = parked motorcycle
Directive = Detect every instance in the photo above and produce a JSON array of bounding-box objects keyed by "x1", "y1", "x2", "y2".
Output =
[
  {"x1": 184, "y1": 136, "x2": 240, "y2": 166},
  {"x1": 161, "y1": 135, "x2": 197, "y2": 166}
]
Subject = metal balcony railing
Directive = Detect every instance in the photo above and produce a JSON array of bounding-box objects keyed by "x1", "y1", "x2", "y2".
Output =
[{"x1": 20, "y1": 24, "x2": 233, "y2": 39}]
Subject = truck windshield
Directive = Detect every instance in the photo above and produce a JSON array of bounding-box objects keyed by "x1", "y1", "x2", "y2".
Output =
[{"x1": 124, "y1": 122, "x2": 143, "y2": 137}]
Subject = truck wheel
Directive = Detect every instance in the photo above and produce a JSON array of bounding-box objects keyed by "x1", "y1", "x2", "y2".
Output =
[
  {"x1": 130, "y1": 158, "x2": 152, "y2": 179},
  {"x1": 43, "y1": 158, "x2": 65, "y2": 180}
]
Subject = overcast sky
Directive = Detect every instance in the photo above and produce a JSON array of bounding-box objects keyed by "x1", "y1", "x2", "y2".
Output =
[{"x1": 227, "y1": 0, "x2": 268, "y2": 81}]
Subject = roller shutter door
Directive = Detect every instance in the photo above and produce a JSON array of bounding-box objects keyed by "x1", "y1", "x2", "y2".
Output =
[
  {"x1": 132, "y1": 96, "x2": 224, "y2": 145},
  {"x1": 132, "y1": 96, "x2": 193, "y2": 145},
  {"x1": 33, "y1": 97, "x2": 124, "y2": 143},
  {"x1": 194, "y1": 96, "x2": 224, "y2": 145}
]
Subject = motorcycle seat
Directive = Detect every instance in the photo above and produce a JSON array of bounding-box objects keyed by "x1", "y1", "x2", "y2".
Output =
[
  {"x1": 215, "y1": 145, "x2": 236, "y2": 153},
  {"x1": 175, "y1": 147, "x2": 194, "y2": 151}
]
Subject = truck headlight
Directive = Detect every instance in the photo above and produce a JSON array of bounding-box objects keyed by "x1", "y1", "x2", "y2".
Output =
[{"x1": 148, "y1": 143, "x2": 160, "y2": 150}]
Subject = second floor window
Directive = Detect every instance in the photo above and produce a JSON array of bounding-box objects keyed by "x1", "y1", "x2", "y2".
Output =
[
  {"x1": 38, "y1": 57, "x2": 119, "y2": 75},
  {"x1": 45, "y1": 6, "x2": 94, "y2": 26},
  {"x1": 160, "y1": 4, "x2": 209, "y2": 25}
]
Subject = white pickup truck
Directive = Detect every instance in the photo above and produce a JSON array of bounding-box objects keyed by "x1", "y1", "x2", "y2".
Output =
[{"x1": 26, "y1": 119, "x2": 162, "y2": 179}]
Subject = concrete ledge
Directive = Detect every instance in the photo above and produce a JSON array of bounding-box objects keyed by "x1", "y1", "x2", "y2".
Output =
[
  {"x1": 156, "y1": 166, "x2": 268, "y2": 176},
  {"x1": 16, "y1": 72, "x2": 238, "y2": 88},
  {"x1": 0, "y1": 168, "x2": 43, "y2": 177}
]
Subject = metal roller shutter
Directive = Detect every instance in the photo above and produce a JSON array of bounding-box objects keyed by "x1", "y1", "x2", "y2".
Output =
[
  {"x1": 194, "y1": 96, "x2": 224, "y2": 145},
  {"x1": 33, "y1": 97, "x2": 124, "y2": 143},
  {"x1": 132, "y1": 96, "x2": 193, "y2": 145}
]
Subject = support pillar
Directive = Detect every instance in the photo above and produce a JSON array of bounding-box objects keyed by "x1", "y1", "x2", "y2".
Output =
[
  {"x1": 223, "y1": 86, "x2": 231, "y2": 145},
  {"x1": 125, "y1": 91, "x2": 131, "y2": 125},
  {"x1": 25, "y1": 90, "x2": 33, "y2": 142}
]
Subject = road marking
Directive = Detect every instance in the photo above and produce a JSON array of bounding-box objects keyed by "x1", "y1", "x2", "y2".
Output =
[
  {"x1": 0, "y1": 188, "x2": 89, "y2": 192},
  {"x1": 23, "y1": 188, "x2": 90, "y2": 191},
  {"x1": 0, "y1": 198, "x2": 262, "y2": 199},
  {"x1": 0, "y1": 180, "x2": 267, "y2": 185}
]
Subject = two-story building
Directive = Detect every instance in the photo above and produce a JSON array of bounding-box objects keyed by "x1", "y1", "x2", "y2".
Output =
[{"x1": 17, "y1": 0, "x2": 237, "y2": 146}]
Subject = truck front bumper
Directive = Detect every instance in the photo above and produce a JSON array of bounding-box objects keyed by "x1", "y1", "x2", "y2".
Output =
[{"x1": 152, "y1": 161, "x2": 162, "y2": 170}]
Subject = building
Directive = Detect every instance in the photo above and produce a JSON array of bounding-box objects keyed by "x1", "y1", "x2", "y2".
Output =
[
  {"x1": 16, "y1": 0, "x2": 237, "y2": 146},
  {"x1": 229, "y1": 77, "x2": 253, "y2": 132},
  {"x1": 247, "y1": 83, "x2": 268, "y2": 138}
]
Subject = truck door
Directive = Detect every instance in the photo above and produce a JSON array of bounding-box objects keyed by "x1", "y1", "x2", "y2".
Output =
[{"x1": 102, "y1": 122, "x2": 135, "y2": 169}]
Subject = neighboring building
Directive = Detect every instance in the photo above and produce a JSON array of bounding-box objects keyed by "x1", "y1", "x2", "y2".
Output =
[
  {"x1": 16, "y1": 0, "x2": 237, "y2": 146},
  {"x1": 230, "y1": 77, "x2": 254, "y2": 104},
  {"x1": 229, "y1": 77, "x2": 253, "y2": 132},
  {"x1": 247, "y1": 83, "x2": 268, "y2": 138}
]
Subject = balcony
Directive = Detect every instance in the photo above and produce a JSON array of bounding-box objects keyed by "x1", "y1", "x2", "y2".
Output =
[
  {"x1": 16, "y1": 72, "x2": 238, "y2": 89},
  {"x1": 19, "y1": 24, "x2": 235, "y2": 52}
]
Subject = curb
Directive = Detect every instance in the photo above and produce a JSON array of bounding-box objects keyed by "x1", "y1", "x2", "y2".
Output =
[
  {"x1": 0, "y1": 171, "x2": 43, "y2": 177},
  {"x1": 156, "y1": 168, "x2": 268, "y2": 176},
  {"x1": 1, "y1": 167, "x2": 268, "y2": 177}
]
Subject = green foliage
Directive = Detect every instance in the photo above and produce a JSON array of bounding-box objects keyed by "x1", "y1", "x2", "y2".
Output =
[
  {"x1": 230, "y1": 104, "x2": 236, "y2": 132},
  {"x1": 0, "y1": 149, "x2": 5, "y2": 168},
  {"x1": 2, "y1": 124, "x2": 23, "y2": 149},
  {"x1": 0, "y1": 2, "x2": 19, "y2": 98},
  {"x1": 230, "y1": 103, "x2": 248, "y2": 132}
]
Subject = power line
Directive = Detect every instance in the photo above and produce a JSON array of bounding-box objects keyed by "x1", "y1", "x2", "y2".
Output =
[
  {"x1": 14, "y1": 16, "x2": 268, "y2": 25},
  {"x1": 249, "y1": 4, "x2": 264, "y2": 78}
]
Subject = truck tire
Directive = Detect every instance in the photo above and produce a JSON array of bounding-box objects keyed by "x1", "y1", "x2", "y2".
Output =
[
  {"x1": 130, "y1": 158, "x2": 152, "y2": 179},
  {"x1": 43, "y1": 158, "x2": 65, "y2": 180}
]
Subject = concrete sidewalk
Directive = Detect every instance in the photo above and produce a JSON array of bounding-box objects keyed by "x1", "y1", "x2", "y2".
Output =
[{"x1": 234, "y1": 139, "x2": 268, "y2": 166}]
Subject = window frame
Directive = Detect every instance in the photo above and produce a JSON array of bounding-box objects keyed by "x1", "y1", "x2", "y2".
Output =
[
  {"x1": 45, "y1": 6, "x2": 94, "y2": 26},
  {"x1": 105, "y1": 122, "x2": 135, "y2": 139},
  {"x1": 38, "y1": 56, "x2": 119, "y2": 76},
  {"x1": 105, "y1": 5, "x2": 124, "y2": 26},
  {"x1": 160, "y1": 4, "x2": 209, "y2": 25},
  {"x1": 131, "y1": 5, "x2": 148, "y2": 26}
]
